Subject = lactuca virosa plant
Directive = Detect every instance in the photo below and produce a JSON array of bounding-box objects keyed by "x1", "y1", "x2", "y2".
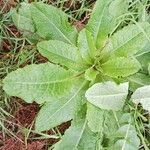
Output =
[{"x1": 3, "y1": 0, "x2": 150, "y2": 149}]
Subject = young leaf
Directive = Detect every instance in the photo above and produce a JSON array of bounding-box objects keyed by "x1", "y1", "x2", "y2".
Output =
[
  {"x1": 132, "y1": 85, "x2": 150, "y2": 113},
  {"x1": 37, "y1": 40, "x2": 78, "y2": 69},
  {"x1": 77, "y1": 29, "x2": 96, "y2": 64},
  {"x1": 101, "y1": 57, "x2": 141, "y2": 78},
  {"x1": 102, "y1": 22, "x2": 150, "y2": 59},
  {"x1": 110, "y1": 124, "x2": 140, "y2": 150},
  {"x1": 86, "y1": 0, "x2": 112, "y2": 48},
  {"x1": 54, "y1": 107, "x2": 101, "y2": 150},
  {"x1": 86, "y1": 0, "x2": 128, "y2": 48},
  {"x1": 85, "y1": 81, "x2": 128, "y2": 110},
  {"x1": 35, "y1": 81, "x2": 86, "y2": 132},
  {"x1": 84, "y1": 67, "x2": 99, "y2": 81},
  {"x1": 30, "y1": 2, "x2": 77, "y2": 45},
  {"x1": 3, "y1": 63, "x2": 74, "y2": 104}
]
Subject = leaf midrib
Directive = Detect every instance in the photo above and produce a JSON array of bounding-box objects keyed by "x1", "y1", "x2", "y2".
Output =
[
  {"x1": 121, "y1": 124, "x2": 131, "y2": 150},
  {"x1": 39, "y1": 46, "x2": 77, "y2": 63},
  {"x1": 7, "y1": 77, "x2": 73, "y2": 85},
  {"x1": 37, "y1": 81, "x2": 86, "y2": 130},
  {"x1": 74, "y1": 119, "x2": 87, "y2": 148},
  {"x1": 102, "y1": 63, "x2": 138, "y2": 70},
  {"x1": 87, "y1": 93, "x2": 126, "y2": 98},
  {"x1": 94, "y1": 3, "x2": 108, "y2": 41}
]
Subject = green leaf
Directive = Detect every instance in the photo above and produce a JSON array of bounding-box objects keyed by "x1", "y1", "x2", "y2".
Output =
[
  {"x1": 54, "y1": 107, "x2": 101, "y2": 150},
  {"x1": 104, "y1": 113, "x2": 140, "y2": 149},
  {"x1": 109, "y1": 0, "x2": 128, "y2": 18},
  {"x1": 86, "y1": 103, "x2": 104, "y2": 132},
  {"x1": 87, "y1": 105, "x2": 129, "y2": 136},
  {"x1": 77, "y1": 29, "x2": 96, "y2": 64},
  {"x1": 86, "y1": 0, "x2": 128, "y2": 48},
  {"x1": 149, "y1": 64, "x2": 150, "y2": 75},
  {"x1": 85, "y1": 81, "x2": 128, "y2": 110},
  {"x1": 101, "y1": 57, "x2": 141, "y2": 78},
  {"x1": 12, "y1": 2, "x2": 35, "y2": 34},
  {"x1": 54, "y1": 118, "x2": 87, "y2": 150},
  {"x1": 30, "y1": 2, "x2": 77, "y2": 45},
  {"x1": 35, "y1": 81, "x2": 86, "y2": 132},
  {"x1": 136, "y1": 51, "x2": 150, "y2": 73},
  {"x1": 111, "y1": 124, "x2": 140, "y2": 150},
  {"x1": 37, "y1": 40, "x2": 78, "y2": 69},
  {"x1": 84, "y1": 67, "x2": 98, "y2": 81},
  {"x1": 77, "y1": 126, "x2": 101, "y2": 150},
  {"x1": 3, "y1": 63, "x2": 74, "y2": 104},
  {"x1": 132, "y1": 85, "x2": 150, "y2": 113},
  {"x1": 127, "y1": 73, "x2": 150, "y2": 91},
  {"x1": 135, "y1": 40, "x2": 150, "y2": 57},
  {"x1": 102, "y1": 22, "x2": 150, "y2": 59},
  {"x1": 12, "y1": 2, "x2": 38, "y2": 43},
  {"x1": 86, "y1": 0, "x2": 112, "y2": 48},
  {"x1": 88, "y1": 112, "x2": 134, "y2": 148}
]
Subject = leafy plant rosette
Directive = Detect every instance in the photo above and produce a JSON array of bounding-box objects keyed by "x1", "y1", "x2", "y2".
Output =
[{"x1": 2, "y1": 0, "x2": 150, "y2": 149}]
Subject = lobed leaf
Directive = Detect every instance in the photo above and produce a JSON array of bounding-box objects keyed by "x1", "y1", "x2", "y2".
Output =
[{"x1": 3, "y1": 63, "x2": 74, "y2": 104}]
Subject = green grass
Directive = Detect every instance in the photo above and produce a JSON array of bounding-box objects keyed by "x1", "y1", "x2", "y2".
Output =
[{"x1": 0, "y1": 0, "x2": 150, "y2": 149}]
